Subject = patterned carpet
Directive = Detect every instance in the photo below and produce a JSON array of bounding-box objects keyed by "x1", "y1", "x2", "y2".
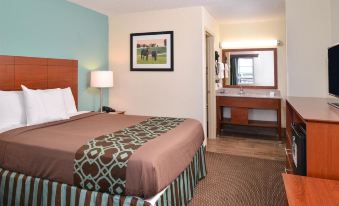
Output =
[{"x1": 189, "y1": 152, "x2": 286, "y2": 206}]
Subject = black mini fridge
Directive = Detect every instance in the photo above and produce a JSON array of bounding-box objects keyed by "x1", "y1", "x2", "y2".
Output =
[{"x1": 291, "y1": 123, "x2": 307, "y2": 175}]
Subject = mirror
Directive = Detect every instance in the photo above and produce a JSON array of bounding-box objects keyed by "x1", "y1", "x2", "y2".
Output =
[{"x1": 222, "y1": 48, "x2": 277, "y2": 89}]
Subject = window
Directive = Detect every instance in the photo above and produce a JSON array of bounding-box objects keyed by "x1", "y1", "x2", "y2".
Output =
[{"x1": 237, "y1": 58, "x2": 254, "y2": 85}]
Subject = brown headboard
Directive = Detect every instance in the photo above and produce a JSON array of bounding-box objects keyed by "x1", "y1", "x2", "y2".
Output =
[{"x1": 0, "y1": 55, "x2": 78, "y2": 106}]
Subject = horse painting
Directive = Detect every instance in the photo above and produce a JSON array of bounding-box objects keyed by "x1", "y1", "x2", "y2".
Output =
[{"x1": 131, "y1": 31, "x2": 173, "y2": 71}]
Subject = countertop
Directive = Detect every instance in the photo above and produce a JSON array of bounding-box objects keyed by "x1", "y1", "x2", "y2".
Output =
[
  {"x1": 287, "y1": 96, "x2": 339, "y2": 123},
  {"x1": 216, "y1": 88, "x2": 281, "y2": 99}
]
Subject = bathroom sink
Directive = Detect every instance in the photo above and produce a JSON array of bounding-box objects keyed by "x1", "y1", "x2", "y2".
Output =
[{"x1": 216, "y1": 88, "x2": 280, "y2": 99}]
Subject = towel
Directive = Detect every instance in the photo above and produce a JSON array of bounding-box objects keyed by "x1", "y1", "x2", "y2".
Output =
[
  {"x1": 224, "y1": 63, "x2": 230, "y2": 78},
  {"x1": 218, "y1": 62, "x2": 225, "y2": 79}
]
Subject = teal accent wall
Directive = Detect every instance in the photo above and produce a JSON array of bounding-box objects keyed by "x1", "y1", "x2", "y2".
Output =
[{"x1": 0, "y1": 0, "x2": 109, "y2": 111}]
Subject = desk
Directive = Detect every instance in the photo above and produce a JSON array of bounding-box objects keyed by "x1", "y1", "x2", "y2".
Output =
[{"x1": 283, "y1": 174, "x2": 339, "y2": 206}]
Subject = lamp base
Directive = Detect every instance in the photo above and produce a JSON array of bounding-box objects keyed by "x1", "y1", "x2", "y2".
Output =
[{"x1": 102, "y1": 106, "x2": 116, "y2": 113}]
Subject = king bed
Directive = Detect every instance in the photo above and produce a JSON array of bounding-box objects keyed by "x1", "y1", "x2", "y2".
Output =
[{"x1": 0, "y1": 55, "x2": 206, "y2": 206}]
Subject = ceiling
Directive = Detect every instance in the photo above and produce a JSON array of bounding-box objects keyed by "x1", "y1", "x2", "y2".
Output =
[{"x1": 69, "y1": 0, "x2": 285, "y2": 23}]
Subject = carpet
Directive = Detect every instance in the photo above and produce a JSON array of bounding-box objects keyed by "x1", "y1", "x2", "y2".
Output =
[{"x1": 189, "y1": 152, "x2": 286, "y2": 206}]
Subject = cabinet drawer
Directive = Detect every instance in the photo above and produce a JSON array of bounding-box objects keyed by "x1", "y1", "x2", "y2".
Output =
[{"x1": 231, "y1": 107, "x2": 248, "y2": 125}]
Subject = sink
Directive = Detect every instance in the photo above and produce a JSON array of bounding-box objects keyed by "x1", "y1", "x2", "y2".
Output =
[{"x1": 238, "y1": 91, "x2": 245, "y2": 95}]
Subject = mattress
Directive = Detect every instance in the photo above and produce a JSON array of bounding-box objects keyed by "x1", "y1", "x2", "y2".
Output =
[{"x1": 0, "y1": 112, "x2": 204, "y2": 198}]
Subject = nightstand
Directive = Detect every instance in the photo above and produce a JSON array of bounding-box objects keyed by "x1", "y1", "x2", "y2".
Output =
[{"x1": 108, "y1": 111, "x2": 125, "y2": 115}]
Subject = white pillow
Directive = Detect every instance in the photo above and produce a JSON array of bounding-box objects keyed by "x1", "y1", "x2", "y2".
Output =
[
  {"x1": 62, "y1": 87, "x2": 77, "y2": 115},
  {"x1": 21, "y1": 86, "x2": 70, "y2": 126},
  {"x1": 0, "y1": 91, "x2": 26, "y2": 129}
]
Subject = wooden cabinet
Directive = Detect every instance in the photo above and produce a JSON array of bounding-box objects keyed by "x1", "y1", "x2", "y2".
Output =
[
  {"x1": 217, "y1": 96, "x2": 282, "y2": 139},
  {"x1": 286, "y1": 97, "x2": 339, "y2": 180}
]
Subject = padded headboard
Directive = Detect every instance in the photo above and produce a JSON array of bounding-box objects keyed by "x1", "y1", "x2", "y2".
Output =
[{"x1": 0, "y1": 55, "x2": 78, "y2": 106}]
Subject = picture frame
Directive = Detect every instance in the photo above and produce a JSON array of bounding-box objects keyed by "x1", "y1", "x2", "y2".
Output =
[{"x1": 130, "y1": 31, "x2": 174, "y2": 71}]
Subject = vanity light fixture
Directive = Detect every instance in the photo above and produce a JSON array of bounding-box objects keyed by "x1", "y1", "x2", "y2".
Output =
[{"x1": 221, "y1": 40, "x2": 280, "y2": 49}]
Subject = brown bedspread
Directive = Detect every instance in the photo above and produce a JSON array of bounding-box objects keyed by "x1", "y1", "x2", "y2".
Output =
[{"x1": 0, "y1": 113, "x2": 204, "y2": 198}]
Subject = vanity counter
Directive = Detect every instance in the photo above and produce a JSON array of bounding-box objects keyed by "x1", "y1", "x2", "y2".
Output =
[
  {"x1": 216, "y1": 88, "x2": 282, "y2": 139},
  {"x1": 216, "y1": 88, "x2": 281, "y2": 99}
]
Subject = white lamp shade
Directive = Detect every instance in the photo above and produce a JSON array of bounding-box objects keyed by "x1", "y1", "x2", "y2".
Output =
[{"x1": 90, "y1": 71, "x2": 114, "y2": 88}]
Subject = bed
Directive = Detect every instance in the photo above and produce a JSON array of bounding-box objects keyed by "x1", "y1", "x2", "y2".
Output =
[{"x1": 0, "y1": 55, "x2": 206, "y2": 206}]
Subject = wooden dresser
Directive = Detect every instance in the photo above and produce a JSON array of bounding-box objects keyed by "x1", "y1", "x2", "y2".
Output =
[{"x1": 286, "y1": 97, "x2": 339, "y2": 180}]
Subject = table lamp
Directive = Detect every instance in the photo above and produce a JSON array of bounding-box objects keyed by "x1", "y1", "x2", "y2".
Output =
[{"x1": 90, "y1": 70, "x2": 113, "y2": 112}]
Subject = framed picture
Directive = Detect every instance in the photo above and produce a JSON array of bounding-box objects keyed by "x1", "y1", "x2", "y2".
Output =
[{"x1": 130, "y1": 31, "x2": 174, "y2": 71}]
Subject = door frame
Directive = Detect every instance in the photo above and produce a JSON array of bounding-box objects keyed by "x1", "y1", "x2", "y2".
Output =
[{"x1": 205, "y1": 31, "x2": 217, "y2": 140}]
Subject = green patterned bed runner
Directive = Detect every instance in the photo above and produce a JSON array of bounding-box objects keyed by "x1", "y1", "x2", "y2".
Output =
[{"x1": 74, "y1": 117, "x2": 185, "y2": 196}]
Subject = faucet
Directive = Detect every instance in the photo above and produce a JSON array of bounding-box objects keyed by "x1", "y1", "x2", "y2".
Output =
[{"x1": 239, "y1": 86, "x2": 245, "y2": 95}]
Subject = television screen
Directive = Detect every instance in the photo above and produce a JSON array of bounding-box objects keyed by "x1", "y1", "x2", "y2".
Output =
[{"x1": 329, "y1": 44, "x2": 339, "y2": 97}]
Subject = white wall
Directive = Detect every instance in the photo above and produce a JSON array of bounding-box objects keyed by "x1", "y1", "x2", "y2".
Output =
[
  {"x1": 286, "y1": 0, "x2": 332, "y2": 97},
  {"x1": 332, "y1": 0, "x2": 339, "y2": 44},
  {"x1": 219, "y1": 19, "x2": 287, "y2": 124},
  {"x1": 202, "y1": 8, "x2": 220, "y2": 50},
  {"x1": 109, "y1": 7, "x2": 218, "y2": 135}
]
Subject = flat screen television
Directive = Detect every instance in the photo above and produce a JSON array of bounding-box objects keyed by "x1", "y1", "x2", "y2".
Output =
[{"x1": 328, "y1": 44, "x2": 339, "y2": 108}]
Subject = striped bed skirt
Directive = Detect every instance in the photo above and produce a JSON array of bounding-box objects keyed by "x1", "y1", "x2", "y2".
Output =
[{"x1": 0, "y1": 145, "x2": 206, "y2": 206}]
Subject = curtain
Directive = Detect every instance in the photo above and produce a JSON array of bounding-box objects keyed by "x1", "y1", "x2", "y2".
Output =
[{"x1": 230, "y1": 57, "x2": 238, "y2": 85}]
